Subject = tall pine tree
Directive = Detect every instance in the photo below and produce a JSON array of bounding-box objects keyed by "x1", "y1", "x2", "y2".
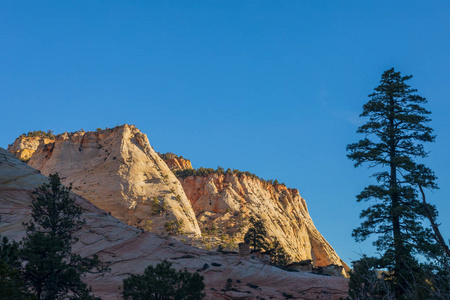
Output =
[
  {"x1": 21, "y1": 173, "x2": 106, "y2": 299},
  {"x1": 347, "y1": 68, "x2": 439, "y2": 298}
]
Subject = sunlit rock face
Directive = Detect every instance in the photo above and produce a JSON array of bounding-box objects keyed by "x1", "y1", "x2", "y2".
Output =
[
  {"x1": 178, "y1": 173, "x2": 349, "y2": 274},
  {"x1": 7, "y1": 136, "x2": 54, "y2": 162},
  {"x1": 159, "y1": 153, "x2": 193, "y2": 171},
  {"x1": 0, "y1": 148, "x2": 349, "y2": 300},
  {"x1": 9, "y1": 125, "x2": 348, "y2": 275},
  {"x1": 23, "y1": 125, "x2": 201, "y2": 237}
]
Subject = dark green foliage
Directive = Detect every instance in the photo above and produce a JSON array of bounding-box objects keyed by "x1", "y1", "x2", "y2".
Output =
[
  {"x1": 165, "y1": 220, "x2": 184, "y2": 234},
  {"x1": 348, "y1": 256, "x2": 392, "y2": 299},
  {"x1": 347, "y1": 68, "x2": 440, "y2": 298},
  {"x1": 348, "y1": 256, "x2": 449, "y2": 300},
  {"x1": 20, "y1": 130, "x2": 55, "y2": 139},
  {"x1": 122, "y1": 260, "x2": 205, "y2": 300},
  {"x1": 223, "y1": 278, "x2": 232, "y2": 291},
  {"x1": 0, "y1": 236, "x2": 31, "y2": 299},
  {"x1": 21, "y1": 173, "x2": 105, "y2": 300},
  {"x1": 282, "y1": 292, "x2": 293, "y2": 299},
  {"x1": 269, "y1": 239, "x2": 291, "y2": 268},
  {"x1": 158, "y1": 152, "x2": 185, "y2": 160},
  {"x1": 244, "y1": 217, "x2": 268, "y2": 250},
  {"x1": 174, "y1": 167, "x2": 287, "y2": 188},
  {"x1": 151, "y1": 197, "x2": 167, "y2": 215}
]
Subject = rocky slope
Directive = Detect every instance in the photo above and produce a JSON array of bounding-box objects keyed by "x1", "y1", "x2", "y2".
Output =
[
  {"x1": 9, "y1": 125, "x2": 348, "y2": 274},
  {"x1": 0, "y1": 148, "x2": 349, "y2": 299},
  {"x1": 24, "y1": 125, "x2": 201, "y2": 237},
  {"x1": 177, "y1": 171, "x2": 349, "y2": 273}
]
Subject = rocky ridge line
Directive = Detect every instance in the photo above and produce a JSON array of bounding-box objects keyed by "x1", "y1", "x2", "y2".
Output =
[
  {"x1": 0, "y1": 148, "x2": 349, "y2": 299},
  {"x1": 9, "y1": 125, "x2": 348, "y2": 273},
  {"x1": 25, "y1": 125, "x2": 201, "y2": 236},
  {"x1": 177, "y1": 171, "x2": 349, "y2": 273}
]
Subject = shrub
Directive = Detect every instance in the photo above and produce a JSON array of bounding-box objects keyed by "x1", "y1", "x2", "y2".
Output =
[
  {"x1": 122, "y1": 260, "x2": 205, "y2": 300},
  {"x1": 20, "y1": 130, "x2": 55, "y2": 139},
  {"x1": 174, "y1": 167, "x2": 287, "y2": 188},
  {"x1": 151, "y1": 197, "x2": 167, "y2": 215},
  {"x1": 165, "y1": 220, "x2": 184, "y2": 234}
]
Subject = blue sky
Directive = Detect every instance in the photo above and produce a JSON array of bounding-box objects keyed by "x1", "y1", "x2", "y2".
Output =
[{"x1": 1, "y1": 1, "x2": 449, "y2": 264}]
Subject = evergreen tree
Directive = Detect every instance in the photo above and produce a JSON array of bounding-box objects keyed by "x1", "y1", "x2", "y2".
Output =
[
  {"x1": 347, "y1": 68, "x2": 439, "y2": 298},
  {"x1": 269, "y1": 239, "x2": 290, "y2": 268},
  {"x1": 0, "y1": 235, "x2": 31, "y2": 299},
  {"x1": 348, "y1": 255, "x2": 394, "y2": 299},
  {"x1": 122, "y1": 260, "x2": 205, "y2": 300},
  {"x1": 21, "y1": 173, "x2": 105, "y2": 300},
  {"x1": 244, "y1": 217, "x2": 268, "y2": 250}
]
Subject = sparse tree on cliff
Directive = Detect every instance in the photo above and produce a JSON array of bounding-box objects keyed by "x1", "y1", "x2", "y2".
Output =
[
  {"x1": 347, "y1": 68, "x2": 440, "y2": 298},
  {"x1": 269, "y1": 239, "x2": 290, "y2": 268},
  {"x1": 244, "y1": 217, "x2": 268, "y2": 250},
  {"x1": 21, "y1": 173, "x2": 106, "y2": 300}
]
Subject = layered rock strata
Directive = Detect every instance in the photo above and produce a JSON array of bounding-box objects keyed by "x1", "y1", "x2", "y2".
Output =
[
  {"x1": 9, "y1": 125, "x2": 348, "y2": 274},
  {"x1": 0, "y1": 148, "x2": 349, "y2": 299},
  {"x1": 25, "y1": 125, "x2": 201, "y2": 236},
  {"x1": 178, "y1": 173, "x2": 349, "y2": 273}
]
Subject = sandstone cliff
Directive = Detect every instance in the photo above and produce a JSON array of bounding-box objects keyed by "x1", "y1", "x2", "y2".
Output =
[
  {"x1": 24, "y1": 125, "x2": 201, "y2": 236},
  {"x1": 9, "y1": 125, "x2": 348, "y2": 274},
  {"x1": 177, "y1": 171, "x2": 349, "y2": 273},
  {"x1": 7, "y1": 135, "x2": 54, "y2": 162},
  {"x1": 159, "y1": 152, "x2": 193, "y2": 171},
  {"x1": 0, "y1": 148, "x2": 349, "y2": 299}
]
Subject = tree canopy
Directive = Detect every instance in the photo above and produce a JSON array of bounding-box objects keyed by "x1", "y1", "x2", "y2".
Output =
[
  {"x1": 21, "y1": 173, "x2": 106, "y2": 299},
  {"x1": 122, "y1": 260, "x2": 205, "y2": 300},
  {"x1": 347, "y1": 68, "x2": 441, "y2": 298},
  {"x1": 244, "y1": 217, "x2": 268, "y2": 250}
]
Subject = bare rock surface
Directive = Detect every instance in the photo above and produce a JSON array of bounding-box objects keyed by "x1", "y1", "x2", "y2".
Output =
[
  {"x1": 179, "y1": 173, "x2": 349, "y2": 274},
  {"x1": 25, "y1": 125, "x2": 201, "y2": 236},
  {"x1": 0, "y1": 148, "x2": 349, "y2": 299},
  {"x1": 7, "y1": 135, "x2": 54, "y2": 162},
  {"x1": 159, "y1": 152, "x2": 193, "y2": 171}
]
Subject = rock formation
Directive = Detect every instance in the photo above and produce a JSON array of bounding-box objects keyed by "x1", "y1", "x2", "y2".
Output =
[
  {"x1": 177, "y1": 172, "x2": 349, "y2": 273},
  {"x1": 0, "y1": 148, "x2": 349, "y2": 299},
  {"x1": 24, "y1": 125, "x2": 201, "y2": 237},
  {"x1": 159, "y1": 152, "x2": 193, "y2": 171},
  {"x1": 7, "y1": 135, "x2": 54, "y2": 162},
  {"x1": 9, "y1": 125, "x2": 348, "y2": 274}
]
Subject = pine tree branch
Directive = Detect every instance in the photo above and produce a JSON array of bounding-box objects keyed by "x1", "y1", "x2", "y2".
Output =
[{"x1": 418, "y1": 183, "x2": 450, "y2": 257}]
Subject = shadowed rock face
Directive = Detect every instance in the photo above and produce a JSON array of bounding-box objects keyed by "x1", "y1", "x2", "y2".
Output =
[
  {"x1": 0, "y1": 148, "x2": 349, "y2": 299},
  {"x1": 178, "y1": 173, "x2": 349, "y2": 273},
  {"x1": 25, "y1": 125, "x2": 201, "y2": 237}
]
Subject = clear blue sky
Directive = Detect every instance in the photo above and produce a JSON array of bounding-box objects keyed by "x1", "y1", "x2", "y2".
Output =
[{"x1": 1, "y1": 1, "x2": 449, "y2": 265}]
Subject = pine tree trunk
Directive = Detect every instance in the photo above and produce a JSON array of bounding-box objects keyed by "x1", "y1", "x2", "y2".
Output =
[{"x1": 389, "y1": 94, "x2": 403, "y2": 298}]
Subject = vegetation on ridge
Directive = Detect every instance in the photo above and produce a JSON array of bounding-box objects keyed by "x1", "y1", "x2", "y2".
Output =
[
  {"x1": 19, "y1": 130, "x2": 55, "y2": 139},
  {"x1": 174, "y1": 166, "x2": 288, "y2": 188},
  {"x1": 158, "y1": 152, "x2": 186, "y2": 160}
]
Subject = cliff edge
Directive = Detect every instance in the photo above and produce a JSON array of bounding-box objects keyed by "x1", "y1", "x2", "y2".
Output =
[{"x1": 25, "y1": 125, "x2": 201, "y2": 237}]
